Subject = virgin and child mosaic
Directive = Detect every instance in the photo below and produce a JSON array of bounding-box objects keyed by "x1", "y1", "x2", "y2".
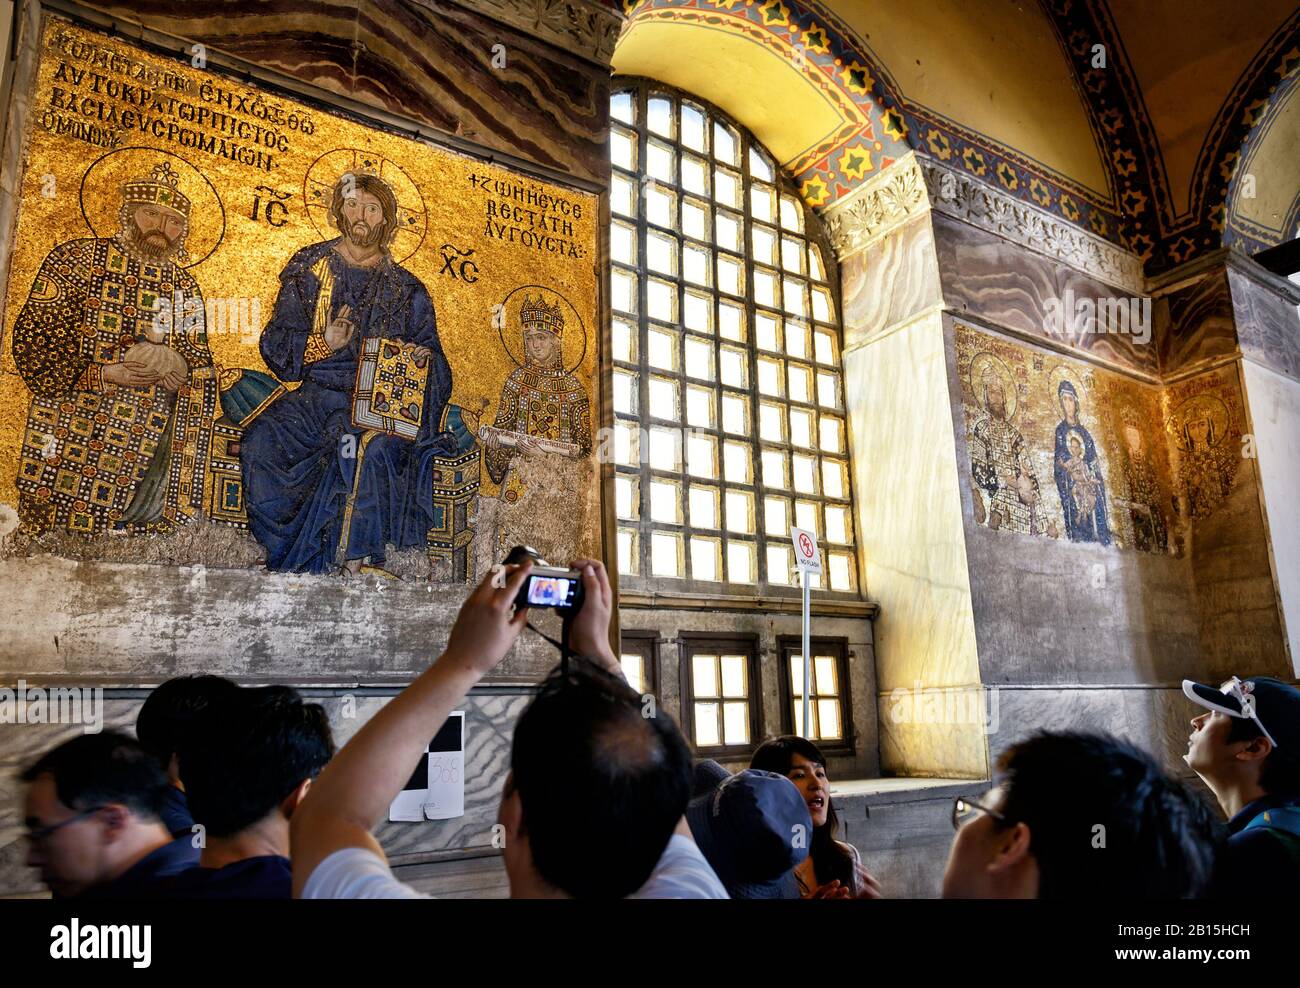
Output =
[
  {"x1": 956, "y1": 323, "x2": 1244, "y2": 555},
  {"x1": 0, "y1": 21, "x2": 599, "y2": 580}
]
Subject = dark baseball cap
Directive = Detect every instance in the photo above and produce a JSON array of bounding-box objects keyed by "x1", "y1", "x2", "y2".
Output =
[
  {"x1": 1183, "y1": 676, "x2": 1300, "y2": 749},
  {"x1": 685, "y1": 759, "x2": 810, "y2": 899}
]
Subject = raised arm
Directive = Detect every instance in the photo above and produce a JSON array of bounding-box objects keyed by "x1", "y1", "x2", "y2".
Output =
[{"x1": 290, "y1": 562, "x2": 533, "y2": 896}]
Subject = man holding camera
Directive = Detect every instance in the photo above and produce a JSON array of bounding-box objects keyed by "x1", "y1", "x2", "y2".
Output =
[{"x1": 290, "y1": 556, "x2": 726, "y2": 898}]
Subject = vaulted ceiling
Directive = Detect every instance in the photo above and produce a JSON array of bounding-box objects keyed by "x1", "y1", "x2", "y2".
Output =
[{"x1": 613, "y1": 0, "x2": 1300, "y2": 272}]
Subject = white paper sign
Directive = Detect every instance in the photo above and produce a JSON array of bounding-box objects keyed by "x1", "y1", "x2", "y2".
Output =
[
  {"x1": 790, "y1": 526, "x2": 822, "y2": 574},
  {"x1": 388, "y1": 711, "x2": 465, "y2": 822}
]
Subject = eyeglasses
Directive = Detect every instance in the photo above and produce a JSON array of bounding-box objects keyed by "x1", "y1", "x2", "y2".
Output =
[
  {"x1": 1221, "y1": 677, "x2": 1279, "y2": 748},
  {"x1": 24, "y1": 807, "x2": 105, "y2": 844},
  {"x1": 952, "y1": 795, "x2": 1006, "y2": 831}
]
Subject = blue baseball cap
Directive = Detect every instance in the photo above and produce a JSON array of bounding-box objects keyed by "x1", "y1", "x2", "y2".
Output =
[{"x1": 685, "y1": 760, "x2": 810, "y2": 899}]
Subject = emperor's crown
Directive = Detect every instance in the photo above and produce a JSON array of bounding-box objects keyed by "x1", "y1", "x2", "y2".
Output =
[
  {"x1": 122, "y1": 161, "x2": 191, "y2": 217},
  {"x1": 520, "y1": 294, "x2": 564, "y2": 338}
]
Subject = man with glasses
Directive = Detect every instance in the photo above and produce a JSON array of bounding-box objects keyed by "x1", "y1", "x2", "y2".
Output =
[
  {"x1": 941, "y1": 731, "x2": 1220, "y2": 898},
  {"x1": 1184, "y1": 675, "x2": 1300, "y2": 897},
  {"x1": 21, "y1": 732, "x2": 198, "y2": 898}
]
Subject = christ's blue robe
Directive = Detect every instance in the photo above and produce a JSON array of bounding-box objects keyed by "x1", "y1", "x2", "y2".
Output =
[
  {"x1": 241, "y1": 240, "x2": 454, "y2": 574},
  {"x1": 1053, "y1": 419, "x2": 1111, "y2": 545}
]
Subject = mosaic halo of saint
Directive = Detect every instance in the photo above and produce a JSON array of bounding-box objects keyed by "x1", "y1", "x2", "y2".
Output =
[
  {"x1": 480, "y1": 286, "x2": 592, "y2": 485},
  {"x1": 968, "y1": 350, "x2": 1041, "y2": 534},
  {"x1": 969, "y1": 352, "x2": 1017, "y2": 421},
  {"x1": 14, "y1": 157, "x2": 218, "y2": 537},
  {"x1": 1166, "y1": 392, "x2": 1237, "y2": 521},
  {"x1": 79, "y1": 147, "x2": 225, "y2": 267},
  {"x1": 303, "y1": 148, "x2": 427, "y2": 264},
  {"x1": 1111, "y1": 396, "x2": 1169, "y2": 553},
  {"x1": 496, "y1": 285, "x2": 588, "y2": 373},
  {"x1": 1166, "y1": 393, "x2": 1230, "y2": 452}
]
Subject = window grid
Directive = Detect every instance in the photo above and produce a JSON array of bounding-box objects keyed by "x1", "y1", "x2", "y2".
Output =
[
  {"x1": 610, "y1": 80, "x2": 859, "y2": 595},
  {"x1": 777, "y1": 636, "x2": 855, "y2": 754},
  {"x1": 678, "y1": 634, "x2": 764, "y2": 757}
]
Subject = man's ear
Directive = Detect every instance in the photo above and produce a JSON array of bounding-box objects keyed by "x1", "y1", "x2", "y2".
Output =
[
  {"x1": 280, "y1": 778, "x2": 313, "y2": 819},
  {"x1": 986, "y1": 821, "x2": 1033, "y2": 876},
  {"x1": 1234, "y1": 734, "x2": 1273, "y2": 765},
  {"x1": 98, "y1": 803, "x2": 132, "y2": 842}
]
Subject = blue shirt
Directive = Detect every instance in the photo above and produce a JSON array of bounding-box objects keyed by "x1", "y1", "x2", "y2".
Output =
[
  {"x1": 158, "y1": 785, "x2": 194, "y2": 839},
  {"x1": 1215, "y1": 793, "x2": 1300, "y2": 899},
  {"x1": 157, "y1": 855, "x2": 293, "y2": 899},
  {"x1": 79, "y1": 836, "x2": 199, "y2": 898}
]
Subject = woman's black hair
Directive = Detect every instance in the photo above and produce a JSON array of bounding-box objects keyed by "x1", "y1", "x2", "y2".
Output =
[{"x1": 750, "y1": 735, "x2": 855, "y2": 891}]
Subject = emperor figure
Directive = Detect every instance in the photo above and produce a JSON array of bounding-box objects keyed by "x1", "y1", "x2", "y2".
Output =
[
  {"x1": 240, "y1": 173, "x2": 454, "y2": 576},
  {"x1": 12, "y1": 161, "x2": 216, "y2": 536},
  {"x1": 483, "y1": 293, "x2": 592, "y2": 484}
]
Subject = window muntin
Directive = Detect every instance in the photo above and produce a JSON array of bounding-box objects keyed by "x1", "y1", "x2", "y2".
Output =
[
  {"x1": 778, "y1": 637, "x2": 853, "y2": 752},
  {"x1": 679, "y1": 635, "x2": 762, "y2": 755},
  {"x1": 609, "y1": 82, "x2": 857, "y2": 594}
]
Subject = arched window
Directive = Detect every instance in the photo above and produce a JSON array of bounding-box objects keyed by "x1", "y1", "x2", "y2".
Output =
[{"x1": 609, "y1": 80, "x2": 858, "y2": 595}]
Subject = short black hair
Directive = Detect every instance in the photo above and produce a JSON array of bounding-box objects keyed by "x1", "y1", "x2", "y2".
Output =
[
  {"x1": 1226, "y1": 715, "x2": 1300, "y2": 795},
  {"x1": 21, "y1": 731, "x2": 170, "y2": 822},
  {"x1": 996, "y1": 731, "x2": 1222, "y2": 899},
  {"x1": 511, "y1": 658, "x2": 693, "y2": 897},
  {"x1": 179, "y1": 685, "x2": 334, "y2": 838},
  {"x1": 136, "y1": 675, "x2": 240, "y2": 770}
]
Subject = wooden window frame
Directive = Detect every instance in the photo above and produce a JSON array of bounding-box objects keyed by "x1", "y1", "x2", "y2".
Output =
[
  {"x1": 618, "y1": 628, "x2": 659, "y2": 697},
  {"x1": 776, "y1": 635, "x2": 855, "y2": 756},
  {"x1": 677, "y1": 632, "x2": 764, "y2": 759}
]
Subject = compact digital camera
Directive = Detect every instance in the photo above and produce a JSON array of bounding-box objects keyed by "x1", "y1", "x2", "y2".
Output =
[{"x1": 503, "y1": 545, "x2": 585, "y2": 614}]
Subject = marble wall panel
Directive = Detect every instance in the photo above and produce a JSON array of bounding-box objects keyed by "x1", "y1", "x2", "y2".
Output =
[
  {"x1": 840, "y1": 213, "x2": 942, "y2": 351},
  {"x1": 1242, "y1": 359, "x2": 1300, "y2": 673},
  {"x1": 876, "y1": 685, "x2": 989, "y2": 778},
  {"x1": 846, "y1": 313, "x2": 981, "y2": 693},
  {"x1": 1158, "y1": 270, "x2": 1238, "y2": 377},
  {"x1": 934, "y1": 214, "x2": 1159, "y2": 375},
  {"x1": 1229, "y1": 268, "x2": 1300, "y2": 382},
  {"x1": 0, "y1": 557, "x2": 563, "y2": 683},
  {"x1": 77, "y1": 0, "x2": 612, "y2": 185},
  {"x1": 987, "y1": 686, "x2": 1205, "y2": 788},
  {"x1": 836, "y1": 781, "x2": 986, "y2": 900}
]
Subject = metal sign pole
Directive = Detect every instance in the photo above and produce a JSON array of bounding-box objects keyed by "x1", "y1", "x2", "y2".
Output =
[{"x1": 802, "y1": 569, "x2": 811, "y2": 738}]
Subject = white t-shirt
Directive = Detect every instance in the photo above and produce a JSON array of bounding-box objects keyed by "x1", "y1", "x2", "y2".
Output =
[
  {"x1": 301, "y1": 834, "x2": 727, "y2": 899},
  {"x1": 629, "y1": 835, "x2": 728, "y2": 899}
]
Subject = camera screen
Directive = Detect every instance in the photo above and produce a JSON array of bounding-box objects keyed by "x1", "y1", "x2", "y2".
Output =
[{"x1": 527, "y1": 576, "x2": 573, "y2": 607}]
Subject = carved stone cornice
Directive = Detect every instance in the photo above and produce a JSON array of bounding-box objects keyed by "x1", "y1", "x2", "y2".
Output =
[
  {"x1": 823, "y1": 153, "x2": 929, "y2": 260},
  {"x1": 918, "y1": 156, "x2": 1146, "y2": 295},
  {"x1": 438, "y1": 0, "x2": 625, "y2": 66}
]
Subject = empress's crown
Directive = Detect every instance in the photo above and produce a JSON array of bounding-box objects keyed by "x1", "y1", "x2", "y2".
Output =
[
  {"x1": 520, "y1": 294, "x2": 564, "y2": 338},
  {"x1": 122, "y1": 161, "x2": 191, "y2": 217}
]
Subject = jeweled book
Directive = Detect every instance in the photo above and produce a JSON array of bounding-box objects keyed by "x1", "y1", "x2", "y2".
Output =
[{"x1": 352, "y1": 337, "x2": 429, "y2": 440}]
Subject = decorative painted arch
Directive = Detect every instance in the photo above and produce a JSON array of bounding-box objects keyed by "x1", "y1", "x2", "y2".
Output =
[
  {"x1": 617, "y1": 0, "x2": 1134, "y2": 258},
  {"x1": 1222, "y1": 38, "x2": 1300, "y2": 254},
  {"x1": 615, "y1": 0, "x2": 914, "y2": 211}
]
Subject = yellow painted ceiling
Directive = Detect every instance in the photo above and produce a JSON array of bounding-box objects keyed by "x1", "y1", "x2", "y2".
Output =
[
  {"x1": 824, "y1": 0, "x2": 1110, "y2": 197},
  {"x1": 613, "y1": 19, "x2": 851, "y2": 171},
  {"x1": 1110, "y1": 0, "x2": 1297, "y2": 219},
  {"x1": 1234, "y1": 81, "x2": 1300, "y2": 236}
]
